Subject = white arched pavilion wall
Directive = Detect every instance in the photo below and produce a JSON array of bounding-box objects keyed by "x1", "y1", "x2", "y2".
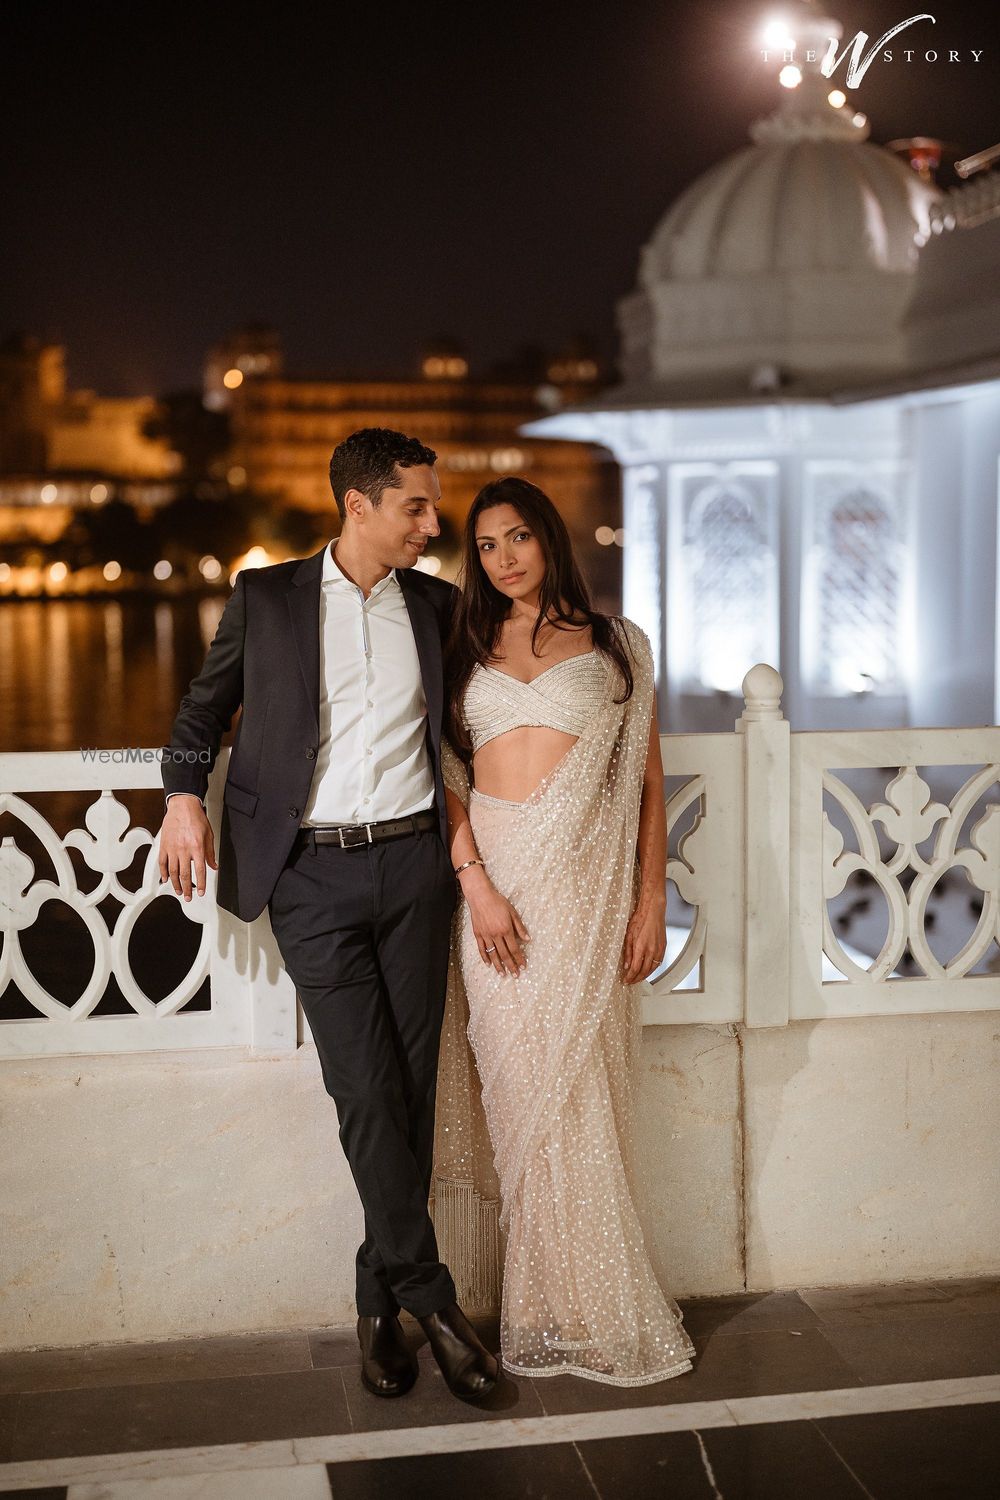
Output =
[
  {"x1": 529, "y1": 400, "x2": 919, "y2": 732},
  {"x1": 901, "y1": 380, "x2": 1000, "y2": 730}
]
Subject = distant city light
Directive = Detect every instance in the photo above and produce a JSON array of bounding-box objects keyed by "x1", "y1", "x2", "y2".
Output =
[
  {"x1": 227, "y1": 465, "x2": 247, "y2": 487},
  {"x1": 153, "y1": 560, "x2": 173, "y2": 580},
  {"x1": 548, "y1": 359, "x2": 599, "y2": 382},
  {"x1": 414, "y1": 555, "x2": 442, "y2": 576},
  {"x1": 422, "y1": 356, "x2": 468, "y2": 379},
  {"x1": 595, "y1": 526, "x2": 615, "y2": 546},
  {"x1": 40, "y1": 483, "x2": 58, "y2": 504},
  {"x1": 199, "y1": 555, "x2": 222, "y2": 580},
  {"x1": 89, "y1": 482, "x2": 109, "y2": 504},
  {"x1": 445, "y1": 450, "x2": 490, "y2": 471},
  {"x1": 103, "y1": 561, "x2": 122, "y2": 581},
  {"x1": 489, "y1": 448, "x2": 525, "y2": 471},
  {"x1": 828, "y1": 89, "x2": 847, "y2": 108},
  {"x1": 48, "y1": 561, "x2": 68, "y2": 583},
  {"x1": 779, "y1": 64, "x2": 802, "y2": 88},
  {"x1": 0, "y1": 563, "x2": 10, "y2": 581},
  {"x1": 223, "y1": 368, "x2": 244, "y2": 389},
  {"x1": 237, "y1": 546, "x2": 272, "y2": 571},
  {"x1": 613, "y1": 528, "x2": 626, "y2": 547},
  {"x1": 852, "y1": 111, "x2": 867, "y2": 127}
]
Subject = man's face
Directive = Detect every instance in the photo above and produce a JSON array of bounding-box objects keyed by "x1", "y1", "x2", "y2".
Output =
[{"x1": 350, "y1": 464, "x2": 442, "y2": 570}]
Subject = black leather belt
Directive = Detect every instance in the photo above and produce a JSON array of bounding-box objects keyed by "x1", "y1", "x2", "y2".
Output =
[{"x1": 296, "y1": 809, "x2": 437, "y2": 850}]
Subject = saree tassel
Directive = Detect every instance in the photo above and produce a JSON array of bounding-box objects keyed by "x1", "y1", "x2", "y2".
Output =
[{"x1": 431, "y1": 1176, "x2": 503, "y2": 1314}]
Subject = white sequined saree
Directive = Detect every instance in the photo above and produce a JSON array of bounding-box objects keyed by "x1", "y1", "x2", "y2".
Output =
[{"x1": 432, "y1": 623, "x2": 695, "y2": 1385}]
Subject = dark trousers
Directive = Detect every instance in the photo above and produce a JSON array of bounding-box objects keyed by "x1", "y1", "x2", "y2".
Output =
[{"x1": 267, "y1": 825, "x2": 458, "y2": 1318}]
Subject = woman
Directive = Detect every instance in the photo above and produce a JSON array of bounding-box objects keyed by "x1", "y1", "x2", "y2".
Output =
[{"x1": 431, "y1": 477, "x2": 695, "y2": 1386}]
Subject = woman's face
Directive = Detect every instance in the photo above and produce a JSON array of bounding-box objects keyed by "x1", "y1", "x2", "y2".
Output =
[{"x1": 472, "y1": 503, "x2": 547, "y2": 602}]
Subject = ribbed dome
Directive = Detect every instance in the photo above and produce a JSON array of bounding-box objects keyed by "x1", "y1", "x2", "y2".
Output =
[
  {"x1": 617, "y1": 45, "x2": 946, "y2": 399},
  {"x1": 641, "y1": 135, "x2": 939, "y2": 286}
]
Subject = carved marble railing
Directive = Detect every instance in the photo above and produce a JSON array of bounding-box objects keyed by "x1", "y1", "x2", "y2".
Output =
[
  {"x1": 3, "y1": 673, "x2": 999, "y2": 1056},
  {"x1": 647, "y1": 663, "x2": 1000, "y2": 1025},
  {"x1": 0, "y1": 748, "x2": 298, "y2": 1057}
]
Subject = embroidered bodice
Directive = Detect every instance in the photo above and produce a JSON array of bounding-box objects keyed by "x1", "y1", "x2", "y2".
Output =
[{"x1": 462, "y1": 649, "x2": 609, "y2": 754}]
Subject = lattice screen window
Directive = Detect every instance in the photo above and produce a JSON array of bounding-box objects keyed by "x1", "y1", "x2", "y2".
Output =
[
  {"x1": 808, "y1": 479, "x2": 906, "y2": 695},
  {"x1": 672, "y1": 469, "x2": 778, "y2": 693}
]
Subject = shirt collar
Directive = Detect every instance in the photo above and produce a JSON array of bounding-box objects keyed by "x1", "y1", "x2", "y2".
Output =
[{"x1": 322, "y1": 541, "x2": 398, "y2": 597}]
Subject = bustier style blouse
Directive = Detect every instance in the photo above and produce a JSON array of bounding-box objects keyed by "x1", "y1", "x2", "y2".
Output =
[{"x1": 462, "y1": 649, "x2": 610, "y2": 754}]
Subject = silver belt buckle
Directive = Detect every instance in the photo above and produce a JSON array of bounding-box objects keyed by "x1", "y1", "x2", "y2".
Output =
[{"x1": 338, "y1": 824, "x2": 371, "y2": 849}]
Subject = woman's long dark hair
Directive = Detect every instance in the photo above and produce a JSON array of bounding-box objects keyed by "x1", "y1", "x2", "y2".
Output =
[{"x1": 446, "y1": 477, "x2": 634, "y2": 760}]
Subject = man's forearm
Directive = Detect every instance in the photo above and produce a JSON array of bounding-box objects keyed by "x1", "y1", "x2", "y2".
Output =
[{"x1": 162, "y1": 572, "x2": 247, "y2": 799}]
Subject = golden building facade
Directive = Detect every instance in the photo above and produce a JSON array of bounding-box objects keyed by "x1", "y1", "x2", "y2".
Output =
[{"x1": 224, "y1": 368, "x2": 621, "y2": 596}]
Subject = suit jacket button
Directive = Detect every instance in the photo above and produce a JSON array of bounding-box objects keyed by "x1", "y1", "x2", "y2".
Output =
[
  {"x1": 305, "y1": 747, "x2": 316, "y2": 759},
  {"x1": 288, "y1": 806, "x2": 299, "y2": 818}
]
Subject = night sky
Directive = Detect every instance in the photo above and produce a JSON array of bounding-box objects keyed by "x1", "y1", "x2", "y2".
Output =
[{"x1": 3, "y1": 0, "x2": 998, "y2": 396}]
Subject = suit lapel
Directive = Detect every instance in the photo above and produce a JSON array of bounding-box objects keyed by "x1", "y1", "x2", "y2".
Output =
[
  {"x1": 287, "y1": 544, "x2": 326, "y2": 739},
  {"x1": 399, "y1": 571, "x2": 444, "y2": 754}
]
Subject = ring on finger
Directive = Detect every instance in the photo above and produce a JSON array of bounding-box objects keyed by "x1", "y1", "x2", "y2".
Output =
[{"x1": 485, "y1": 944, "x2": 496, "y2": 953}]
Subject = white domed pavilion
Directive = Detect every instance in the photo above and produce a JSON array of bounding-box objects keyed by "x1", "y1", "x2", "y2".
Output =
[
  {"x1": 527, "y1": 5, "x2": 1000, "y2": 734},
  {"x1": 622, "y1": 89, "x2": 938, "y2": 398}
]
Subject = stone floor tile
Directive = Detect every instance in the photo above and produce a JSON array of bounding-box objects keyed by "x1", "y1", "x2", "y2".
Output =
[
  {"x1": 816, "y1": 1399, "x2": 1000, "y2": 1500},
  {"x1": 10, "y1": 1368, "x2": 349, "y2": 1463}
]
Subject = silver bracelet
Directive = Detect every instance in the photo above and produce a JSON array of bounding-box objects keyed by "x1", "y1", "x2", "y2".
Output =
[{"x1": 453, "y1": 858, "x2": 485, "y2": 876}]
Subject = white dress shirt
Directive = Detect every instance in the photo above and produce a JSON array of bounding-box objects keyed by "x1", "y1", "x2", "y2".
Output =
[
  {"x1": 300, "y1": 542, "x2": 435, "y2": 826},
  {"x1": 166, "y1": 543, "x2": 435, "y2": 825}
]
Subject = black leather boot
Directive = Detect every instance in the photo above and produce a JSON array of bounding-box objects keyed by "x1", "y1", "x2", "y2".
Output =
[
  {"x1": 357, "y1": 1314, "x2": 419, "y2": 1397},
  {"x1": 418, "y1": 1301, "x2": 499, "y2": 1399}
]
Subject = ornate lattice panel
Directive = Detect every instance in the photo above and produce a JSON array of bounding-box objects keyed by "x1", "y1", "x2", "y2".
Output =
[
  {"x1": 1, "y1": 789, "x2": 211, "y2": 1021},
  {"x1": 644, "y1": 734, "x2": 743, "y2": 1025},
  {"x1": 0, "y1": 753, "x2": 287, "y2": 1057},
  {"x1": 792, "y1": 729, "x2": 1000, "y2": 1018},
  {"x1": 668, "y1": 462, "x2": 779, "y2": 694},
  {"x1": 803, "y1": 462, "x2": 909, "y2": 696}
]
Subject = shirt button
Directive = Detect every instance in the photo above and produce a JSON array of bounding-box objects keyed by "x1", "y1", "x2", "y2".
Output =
[
  {"x1": 366, "y1": 748, "x2": 373, "y2": 757},
  {"x1": 305, "y1": 747, "x2": 316, "y2": 759},
  {"x1": 288, "y1": 806, "x2": 299, "y2": 818}
]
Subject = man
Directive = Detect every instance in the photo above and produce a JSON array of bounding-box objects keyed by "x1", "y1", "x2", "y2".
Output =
[{"x1": 158, "y1": 427, "x2": 497, "y2": 1401}]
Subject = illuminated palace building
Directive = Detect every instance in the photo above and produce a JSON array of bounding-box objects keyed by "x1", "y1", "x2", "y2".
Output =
[
  {"x1": 0, "y1": 326, "x2": 619, "y2": 602},
  {"x1": 208, "y1": 330, "x2": 597, "y2": 501},
  {"x1": 0, "y1": 335, "x2": 179, "y2": 535},
  {"x1": 206, "y1": 328, "x2": 618, "y2": 589}
]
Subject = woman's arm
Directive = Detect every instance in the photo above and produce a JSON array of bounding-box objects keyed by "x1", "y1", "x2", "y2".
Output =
[
  {"x1": 445, "y1": 784, "x2": 530, "y2": 979},
  {"x1": 622, "y1": 689, "x2": 668, "y2": 983}
]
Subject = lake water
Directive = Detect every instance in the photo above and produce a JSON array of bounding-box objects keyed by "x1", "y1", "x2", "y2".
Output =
[
  {"x1": 1, "y1": 597, "x2": 229, "y2": 753},
  {"x1": 1, "y1": 599, "x2": 230, "y2": 1021}
]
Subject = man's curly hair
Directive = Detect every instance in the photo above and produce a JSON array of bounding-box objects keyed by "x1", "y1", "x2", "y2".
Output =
[{"x1": 328, "y1": 427, "x2": 437, "y2": 520}]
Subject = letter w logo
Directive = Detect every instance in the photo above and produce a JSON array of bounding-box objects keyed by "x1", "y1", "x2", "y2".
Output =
[{"x1": 821, "y1": 12, "x2": 936, "y2": 87}]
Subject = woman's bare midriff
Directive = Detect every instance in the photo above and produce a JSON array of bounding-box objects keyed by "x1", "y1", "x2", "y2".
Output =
[{"x1": 472, "y1": 726, "x2": 579, "y2": 803}]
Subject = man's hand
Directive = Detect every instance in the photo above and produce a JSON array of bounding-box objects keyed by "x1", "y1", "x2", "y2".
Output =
[{"x1": 158, "y1": 795, "x2": 218, "y2": 901}]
